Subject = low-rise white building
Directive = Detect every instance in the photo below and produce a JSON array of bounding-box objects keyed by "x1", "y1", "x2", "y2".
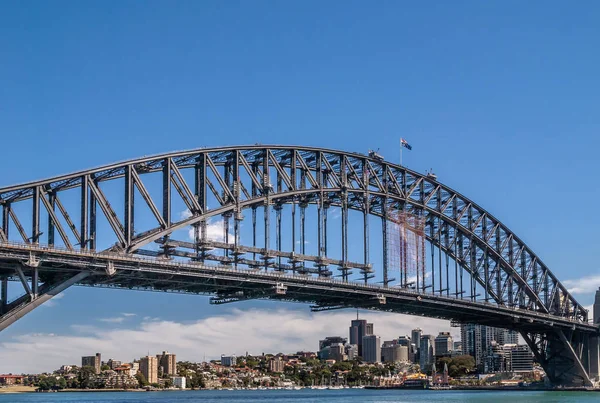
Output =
[{"x1": 172, "y1": 376, "x2": 186, "y2": 389}]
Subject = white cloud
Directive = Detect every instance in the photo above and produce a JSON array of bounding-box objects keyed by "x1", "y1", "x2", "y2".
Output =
[
  {"x1": 563, "y1": 275, "x2": 600, "y2": 294},
  {"x1": 43, "y1": 292, "x2": 65, "y2": 308},
  {"x1": 98, "y1": 317, "x2": 126, "y2": 324},
  {"x1": 186, "y1": 219, "x2": 233, "y2": 243},
  {"x1": 0, "y1": 308, "x2": 456, "y2": 374},
  {"x1": 121, "y1": 313, "x2": 137, "y2": 317}
]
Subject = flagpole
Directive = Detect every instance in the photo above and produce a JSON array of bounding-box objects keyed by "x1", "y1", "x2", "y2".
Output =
[{"x1": 400, "y1": 139, "x2": 403, "y2": 166}]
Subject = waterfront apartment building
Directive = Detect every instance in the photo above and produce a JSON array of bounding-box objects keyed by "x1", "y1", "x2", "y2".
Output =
[
  {"x1": 171, "y1": 376, "x2": 186, "y2": 389},
  {"x1": 82, "y1": 353, "x2": 101, "y2": 374},
  {"x1": 350, "y1": 317, "x2": 373, "y2": 356},
  {"x1": 269, "y1": 357, "x2": 285, "y2": 373},
  {"x1": 157, "y1": 351, "x2": 177, "y2": 376},
  {"x1": 484, "y1": 342, "x2": 533, "y2": 373},
  {"x1": 362, "y1": 334, "x2": 381, "y2": 363},
  {"x1": 140, "y1": 355, "x2": 158, "y2": 384},
  {"x1": 172, "y1": 376, "x2": 186, "y2": 389},
  {"x1": 434, "y1": 332, "x2": 453, "y2": 357},
  {"x1": 461, "y1": 324, "x2": 521, "y2": 371}
]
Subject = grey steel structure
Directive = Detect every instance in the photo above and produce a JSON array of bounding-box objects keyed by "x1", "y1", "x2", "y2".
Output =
[{"x1": 0, "y1": 145, "x2": 597, "y2": 386}]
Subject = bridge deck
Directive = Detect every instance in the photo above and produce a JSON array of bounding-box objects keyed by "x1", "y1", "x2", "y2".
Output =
[{"x1": 0, "y1": 242, "x2": 595, "y2": 334}]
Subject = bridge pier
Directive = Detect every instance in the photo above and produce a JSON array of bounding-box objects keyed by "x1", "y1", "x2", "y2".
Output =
[
  {"x1": 522, "y1": 329, "x2": 596, "y2": 387},
  {"x1": 589, "y1": 335, "x2": 599, "y2": 383}
]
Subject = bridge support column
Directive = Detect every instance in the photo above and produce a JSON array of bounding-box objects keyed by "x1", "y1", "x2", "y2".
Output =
[
  {"x1": 522, "y1": 329, "x2": 594, "y2": 387},
  {"x1": 0, "y1": 277, "x2": 7, "y2": 314},
  {"x1": 0, "y1": 271, "x2": 90, "y2": 332},
  {"x1": 589, "y1": 335, "x2": 599, "y2": 383}
]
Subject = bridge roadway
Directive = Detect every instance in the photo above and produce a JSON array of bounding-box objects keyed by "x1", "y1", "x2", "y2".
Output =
[{"x1": 0, "y1": 241, "x2": 596, "y2": 336}]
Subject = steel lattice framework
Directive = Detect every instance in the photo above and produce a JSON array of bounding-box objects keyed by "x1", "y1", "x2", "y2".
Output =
[{"x1": 0, "y1": 145, "x2": 598, "y2": 386}]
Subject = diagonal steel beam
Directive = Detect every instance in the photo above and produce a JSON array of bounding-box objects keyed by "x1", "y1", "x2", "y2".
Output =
[{"x1": 0, "y1": 271, "x2": 90, "y2": 332}]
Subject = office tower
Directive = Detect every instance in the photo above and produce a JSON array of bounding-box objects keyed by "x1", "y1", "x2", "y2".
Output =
[
  {"x1": 82, "y1": 353, "x2": 101, "y2": 374},
  {"x1": 319, "y1": 336, "x2": 347, "y2": 350},
  {"x1": 156, "y1": 351, "x2": 177, "y2": 376},
  {"x1": 349, "y1": 315, "x2": 373, "y2": 356},
  {"x1": 345, "y1": 344, "x2": 358, "y2": 360},
  {"x1": 411, "y1": 328, "x2": 422, "y2": 363},
  {"x1": 434, "y1": 332, "x2": 453, "y2": 357},
  {"x1": 328, "y1": 343, "x2": 346, "y2": 362},
  {"x1": 362, "y1": 335, "x2": 381, "y2": 363},
  {"x1": 140, "y1": 355, "x2": 158, "y2": 384},
  {"x1": 461, "y1": 324, "x2": 487, "y2": 370},
  {"x1": 419, "y1": 335, "x2": 435, "y2": 370},
  {"x1": 319, "y1": 336, "x2": 347, "y2": 360}
]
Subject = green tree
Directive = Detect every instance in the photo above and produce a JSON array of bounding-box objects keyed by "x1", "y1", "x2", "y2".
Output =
[
  {"x1": 101, "y1": 364, "x2": 111, "y2": 371},
  {"x1": 135, "y1": 372, "x2": 149, "y2": 387},
  {"x1": 57, "y1": 377, "x2": 67, "y2": 390},
  {"x1": 436, "y1": 355, "x2": 475, "y2": 377},
  {"x1": 78, "y1": 366, "x2": 97, "y2": 389}
]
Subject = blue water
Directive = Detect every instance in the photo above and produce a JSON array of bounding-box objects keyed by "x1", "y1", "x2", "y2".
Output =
[{"x1": 0, "y1": 389, "x2": 598, "y2": 403}]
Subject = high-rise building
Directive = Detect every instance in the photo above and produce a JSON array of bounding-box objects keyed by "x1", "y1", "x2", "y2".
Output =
[
  {"x1": 434, "y1": 332, "x2": 453, "y2": 357},
  {"x1": 269, "y1": 357, "x2": 285, "y2": 373},
  {"x1": 329, "y1": 343, "x2": 346, "y2": 362},
  {"x1": 349, "y1": 315, "x2": 373, "y2": 356},
  {"x1": 140, "y1": 356, "x2": 158, "y2": 384},
  {"x1": 82, "y1": 353, "x2": 101, "y2": 374},
  {"x1": 221, "y1": 355, "x2": 237, "y2": 367},
  {"x1": 319, "y1": 336, "x2": 347, "y2": 351},
  {"x1": 156, "y1": 351, "x2": 177, "y2": 376},
  {"x1": 319, "y1": 336, "x2": 347, "y2": 360},
  {"x1": 381, "y1": 340, "x2": 409, "y2": 363},
  {"x1": 345, "y1": 344, "x2": 358, "y2": 360},
  {"x1": 461, "y1": 324, "x2": 487, "y2": 370},
  {"x1": 411, "y1": 328, "x2": 422, "y2": 363},
  {"x1": 507, "y1": 345, "x2": 533, "y2": 372},
  {"x1": 362, "y1": 335, "x2": 381, "y2": 363},
  {"x1": 461, "y1": 324, "x2": 520, "y2": 371},
  {"x1": 485, "y1": 342, "x2": 533, "y2": 373},
  {"x1": 419, "y1": 335, "x2": 435, "y2": 370},
  {"x1": 397, "y1": 336, "x2": 414, "y2": 362}
]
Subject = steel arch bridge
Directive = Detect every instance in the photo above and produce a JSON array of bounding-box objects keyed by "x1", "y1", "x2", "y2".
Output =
[{"x1": 0, "y1": 145, "x2": 597, "y2": 386}]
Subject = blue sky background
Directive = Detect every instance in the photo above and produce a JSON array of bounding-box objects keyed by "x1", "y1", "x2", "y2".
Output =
[{"x1": 1, "y1": 1, "x2": 599, "y2": 371}]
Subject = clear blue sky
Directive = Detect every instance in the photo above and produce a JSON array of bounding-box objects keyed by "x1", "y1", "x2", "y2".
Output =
[{"x1": 1, "y1": 1, "x2": 599, "y2": 371}]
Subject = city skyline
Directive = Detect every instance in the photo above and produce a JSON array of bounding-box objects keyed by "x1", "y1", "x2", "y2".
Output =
[{"x1": 0, "y1": 309, "x2": 458, "y2": 374}]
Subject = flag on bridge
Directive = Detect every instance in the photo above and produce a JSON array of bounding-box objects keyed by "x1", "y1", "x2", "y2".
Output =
[{"x1": 401, "y1": 138, "x2": 412, "y2": 150}]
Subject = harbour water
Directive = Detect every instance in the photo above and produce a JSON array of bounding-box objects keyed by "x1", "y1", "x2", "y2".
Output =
[{"x1": 0, "y1": 389, "x2": 598, "y2": 403}]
